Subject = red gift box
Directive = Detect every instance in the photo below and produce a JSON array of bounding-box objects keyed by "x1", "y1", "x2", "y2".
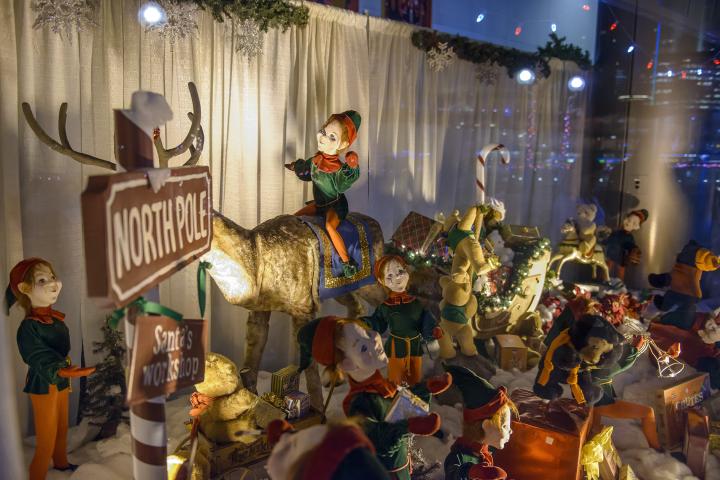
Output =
[
  {"x1": 391, "y1": 211, "x2": 443, "y2": 255},
  {"x1": 493, "y1": 389, "x2": 592, "y2": 480}
]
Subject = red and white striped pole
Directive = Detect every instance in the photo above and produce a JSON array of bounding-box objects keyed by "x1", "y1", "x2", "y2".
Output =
[
  {"x1": 125, "y1": 305, "x2": 168, "y2": 479},
  {"x1": 476, "y1": 143, "x2": 510, "y2": 204}
]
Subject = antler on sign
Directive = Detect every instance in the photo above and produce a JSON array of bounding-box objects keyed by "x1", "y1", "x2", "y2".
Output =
[
  {"x1": 22, "y1": 81, "x2": 204, "y2": 170},
  {"x1": 21, "y1": 102, "x2": 117, "y2": 171},
  {"x1": 153, "y1": 82, "x2": 204, "y2": 168}
]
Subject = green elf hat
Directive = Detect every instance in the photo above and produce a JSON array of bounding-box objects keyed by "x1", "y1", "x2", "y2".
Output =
[
  {"x1": 298, "y1": 316, "x2": 342, "y2": 372},
  {"x1": 444, "y1": 364, "x2": 509, "y2": 423},
  {"x1": 339, "y1": 110, "x2": 361, "y2": 147},
  {"x1": 629, "y1": 209, "x2": 649, "y2": 224}
]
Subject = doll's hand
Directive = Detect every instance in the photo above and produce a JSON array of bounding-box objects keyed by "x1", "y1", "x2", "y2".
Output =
[
  {"x1": 345, "y1": 151, "x2": 359, "y2": 168},
  {"x1": 284, "y1": 161, "x2": 296, "y2": 171},
  {"x1": 628, "y1": 248, "x2": 642, "y2": 264},
  {"x1": 699, "y1": 319, "x2": 720, "y2": 344},
  {"x1": 631, "y1": 335, "x2": 646, "y2": 350},
  {"x1": 426, "y1": 372, "x2": 452, "y2": 395},
  {"x1": 407, "y1": 412, "x2": 441, "y2": 436},
  {"x1": 58, "y1": 366, "x2": 96, "y2": 378},
  {"x1": 426, "y1": 339, "x2": 440, "y2": 354},
  {"x1": 468, "y1": 464, "x2": 508, "y2": 480},
  {"x1": 432, "y1": 326, "x2": 444, "y2": 339}
]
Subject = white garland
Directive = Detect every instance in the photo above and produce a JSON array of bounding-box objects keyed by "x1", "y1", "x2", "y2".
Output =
[
  {"x1": 146, "y1": 1, "x2": 200, "y2": 45},
  {"x1": 31, "y1": 0, "x2": 98, "y2": 41},
  {"x1": 426, "y1": 42, "x2": 456, "y2": 73},
  {"x1": 234, "y1": 19, "x2": 264, "y2": 59}
]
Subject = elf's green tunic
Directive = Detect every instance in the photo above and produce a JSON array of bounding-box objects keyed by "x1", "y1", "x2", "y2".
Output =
[
  {"x1": 17, "y1": 318, "x2": 71, "y2": 394},
  {"x1": 591, "y1": 343, "x2": 641, "y2": 406},
  {"x1": 444, "y1": 438, "x2": 507, "y2": 480},
  {"x1": 294, "y1": 153, "x2": 359, "y2": 220},
  {"x1": 363, "y1": 299, "x2": 436, "y2": 358},
  {"x1": 346, "y1": 382, "x2": 432, "y2": 480}
]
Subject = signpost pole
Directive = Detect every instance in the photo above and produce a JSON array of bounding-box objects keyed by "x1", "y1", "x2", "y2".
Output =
[{"x1": 125, "y1": 302, "x2": 168, "y2": 479}]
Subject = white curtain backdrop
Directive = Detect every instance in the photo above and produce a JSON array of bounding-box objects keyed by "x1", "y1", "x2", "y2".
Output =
[{"x1": 0, "y1": 0, "x2": 586, "y2": 434}]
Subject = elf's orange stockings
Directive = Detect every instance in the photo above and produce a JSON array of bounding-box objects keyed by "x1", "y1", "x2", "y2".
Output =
[
  {"x1": 29, "y1": 385, "x2": 70, "y2": 480},
  {"x1": 325, "y1": 209, "x2": 350, "y2": 263},
  {"x1": 294, "y1": 203, "x2": 318, "y2": 216},
  {"x1": 388, "y1": 356, "x2": 423, "y2": 387},
  {"x1": 593, "y1": 399, "x2": 660, "y2": 449}
]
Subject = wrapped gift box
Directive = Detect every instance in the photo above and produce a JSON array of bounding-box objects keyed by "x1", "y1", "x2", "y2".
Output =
[
  {"x1": 494, "y1": 334, "x2": 528, "y2": 371},
  {"x1": 684, "y1": 409, "x2": 710, "y2": 479},
  {"x1": 391, "y1": 211, "x2": 444, "y2": 255},
  {"x1": 599, "y1": 435, "x2": 622, "y2": 480},
  {"x1": 384, "y1": 387, "x2": 429, "y2": 423},
  {"x1": 655, "y1": 373, "x2": 711, "y2": 448},
  {"x1": 619, "y1": 464, "x2": 638, "y2": 480},
  {"x1": 283, "y1": 391, "x2": 310, "y2": 420},
  {"x1": 271, "y1": 365, "x2": 299, "y2": 398},
  {"x1": 493, "y1": 389, "x2": 592, "y2": 480},
  {"x1": 709, "y1": 421, "x2": 720, "y2": 452}
]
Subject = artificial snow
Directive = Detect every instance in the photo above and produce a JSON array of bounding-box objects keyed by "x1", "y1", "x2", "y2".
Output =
[{"x1": 20, "y1": 355, "x2": 720, "y2": 480}]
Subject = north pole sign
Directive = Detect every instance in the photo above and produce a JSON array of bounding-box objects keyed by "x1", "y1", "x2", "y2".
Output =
[
  {"x1": 127, "y1": 316, "x2": 207, "y2": 405},
  {"x1": 81, "y1": 166, "x2": 212, "y2": 307}
]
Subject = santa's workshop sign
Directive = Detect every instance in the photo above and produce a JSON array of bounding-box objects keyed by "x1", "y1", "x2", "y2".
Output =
[
  {"x1": 81, "y1": 166, "x2": 212, "y2": 306},
  {"x1": 127, "y1": 316, "x2": 207, "y2": 405}
]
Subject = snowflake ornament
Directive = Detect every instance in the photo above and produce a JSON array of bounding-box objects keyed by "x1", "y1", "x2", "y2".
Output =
[
  {"x1": 475, "y1": 62, "x2": 498, "y2": 85},
  {"x1": 31, "y1": 0, "x2": 98, "y2": 41},
  {"x1": 145, "y1": 1, "x2": 199, "y2": 45},
  {"x1": 426, "y1": 42, "x2": 456, "y2": 73},
  {"x1": 234, "y1": 19, "x2": 264, "y2": 59}
]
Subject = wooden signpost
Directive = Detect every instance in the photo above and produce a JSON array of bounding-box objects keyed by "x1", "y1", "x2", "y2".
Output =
[
  {"x1": 22, "y1": 82, "x2": 209, "y2": 480},
  {"x1": 81, "y1": 166, "x2": 212, "y2": 307}
]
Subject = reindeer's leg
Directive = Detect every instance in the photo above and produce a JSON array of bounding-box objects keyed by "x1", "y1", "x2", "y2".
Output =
[
  {"x1": 334, "y1": 291, "x2": 366, "y2": 318},
  {"x1": 243, "y1": 310, "x2": 271, "y2": 392},
  {"x1": 291, "y1": 316, "x2": 324, "y2": 410}
]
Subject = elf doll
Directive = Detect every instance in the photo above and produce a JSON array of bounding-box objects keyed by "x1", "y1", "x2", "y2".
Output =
[
  {"x1": 443, "y1": 365, "x2": 516, "y2": 480},
  {"x1": 266, "y1": 418, "x2": 391, "y2": 480},
  {"x1": 285, "y1": 111, "x2": 362, "y2": 277},
  {"x1": 364, "y1": 255, "x2": 442, "y2": 386},
  {"x1": 297, "y1": 316, "x2": 452, "y2": 479},
  {"x1": 602, "y1": 209, "x2": 648, "y2": 281},
  {"x1": 6, "y1": 258, "x2": 95, "y2": 480}
]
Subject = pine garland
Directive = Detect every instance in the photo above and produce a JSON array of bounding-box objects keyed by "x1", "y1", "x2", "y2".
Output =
[
  {"x1": 81, "y1": 319, "x2": 128, "y2": 439},
  {"x1": 384, "y1": 242, "x2": 452, "y2": 270},
  {"x1": 412, "y1": 31, "x2": 591, "y2": 78},
  {"x1": 173, "y1": 0, "x2": 309, "y2": 31},
  {"x1": 476, "y1": 237, "x2": 552, "y2": 312}
]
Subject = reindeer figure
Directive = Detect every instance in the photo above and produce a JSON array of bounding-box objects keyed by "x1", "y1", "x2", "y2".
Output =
[{"x1": 22, "y1": 84, "x2": 386, "y2": 407}]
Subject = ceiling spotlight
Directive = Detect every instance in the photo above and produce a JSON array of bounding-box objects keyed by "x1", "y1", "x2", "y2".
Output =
[
  {"x1": 138, "y1": 1, "x2": 166, "y2": 27},
  {"x1": 551, "y1": 23, "x2": 557, "y2": 32},
  {"x1": 516, "y1": 69, "x2": 535, "y2": 85},
  {"x1": 626, "y1": 45, "x2": 635, "y2": 53},
  {"x1": 476, "y1": 13, "x2": 485, "y2": 23},
  {"x1": 568, "y1": 76, "x2": 585, "y2": 91}
]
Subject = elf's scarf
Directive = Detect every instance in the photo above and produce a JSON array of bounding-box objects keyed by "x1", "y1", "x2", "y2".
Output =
[
  {"x1": 312, "y1": 152, "x2": 342, "y2": 173},
  {"x1": 384, "y1": 291, "x2": 416, "y2": 305},
  {"x1": 453, "y1": 437, "x2": 494, "y2": 466},
  {"x1": 343, "y1": 370, "x2": 397, "y2": 415},
  {"x1": 27, "y1": 306, "x2": 65, "y2": 325}
]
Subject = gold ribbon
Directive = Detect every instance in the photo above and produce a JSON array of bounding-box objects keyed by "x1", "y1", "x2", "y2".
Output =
[{"x1": 581, "y1": 426, "x2": 614, "y2": 480}]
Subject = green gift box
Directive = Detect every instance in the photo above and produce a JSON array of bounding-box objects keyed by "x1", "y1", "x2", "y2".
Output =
[{"x1": 271, "y1": 364, "x2": 299, "y2": 397}]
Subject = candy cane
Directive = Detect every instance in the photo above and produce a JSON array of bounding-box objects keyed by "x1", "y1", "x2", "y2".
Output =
[{"x1": 476, "y1": 144, "x2": 510, "y2": 204}]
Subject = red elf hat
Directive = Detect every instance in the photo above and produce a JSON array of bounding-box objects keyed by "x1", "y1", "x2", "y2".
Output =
[
  {"x1": 444, "y1": 364, "x2": 509, "y2": 423},
  {"x1": 297, "y1": 316, "x2": 343, "y2": 372},
  {"x1": 5, "y1": 257, "x2": 47, "y2": 313},
  {"x1": 338, "y1": 110, "x2": 361, "y2": 147}
]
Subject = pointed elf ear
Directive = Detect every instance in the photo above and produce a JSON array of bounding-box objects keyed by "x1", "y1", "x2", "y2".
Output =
[
  {"x1": 17, "y1": 282, "x2": 32, "y2": 296},
  {"x1": 339, "y1": 140, "x2": 350, "y2": 151}
]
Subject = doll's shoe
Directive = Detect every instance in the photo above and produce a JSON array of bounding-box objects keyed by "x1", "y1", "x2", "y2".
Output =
[
  {"x1": 54, "y1": 463, "x2": 78, "y2": 472},
  {"x1": 426, "y1": 372, "x2": 453, "y2": 395}
]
